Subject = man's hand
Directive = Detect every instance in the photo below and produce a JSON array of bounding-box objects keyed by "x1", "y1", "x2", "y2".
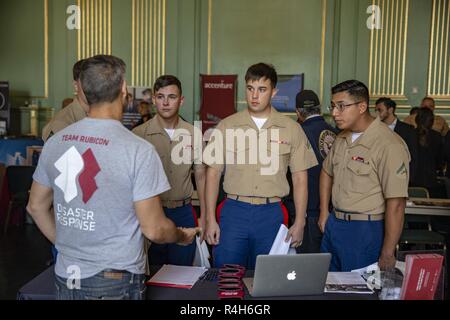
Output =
[
  {"x1": 378, "y1": 251, "x2": 396, "y2": 271},
  {"x1": 318, "y1": 211, "x2": 329, "y2": 234},
  {"x1": 205, "y1": 219, "x2": 220, "y2": 246},
  {"x1": 379, "y1": 197, "x2": 405, "y2": 271},
  {"x1": 319, "y1": 170, "x2": 332, "y2": 234},
  {"x1": 197, "y1": 216, "x2": 206, "y2": 242},
  {"x1": 176, "y1": 227, "x2": 201, "y2": 246},
  {"x1": 287, "y1": 221, "x2": 305, "y2": 248}
]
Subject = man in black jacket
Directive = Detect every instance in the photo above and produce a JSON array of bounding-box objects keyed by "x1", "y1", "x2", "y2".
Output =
[{"x1": 375, "y1": 97, "x2": 418, "y2": 186}]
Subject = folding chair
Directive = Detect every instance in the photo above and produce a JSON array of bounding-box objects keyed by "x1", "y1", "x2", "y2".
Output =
[{"x1": 3, "y1": 165, "x2": 35, "y2": 235}]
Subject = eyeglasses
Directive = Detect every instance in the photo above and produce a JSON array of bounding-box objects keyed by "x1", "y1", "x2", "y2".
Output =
[{"x1": 328, "y1": 101, "x2": 363, "y2": 113}]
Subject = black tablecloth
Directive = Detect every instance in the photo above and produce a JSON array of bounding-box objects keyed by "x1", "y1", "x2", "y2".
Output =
[{"x1": 17, "y1": 266, "x2": 378, "y2": 300}]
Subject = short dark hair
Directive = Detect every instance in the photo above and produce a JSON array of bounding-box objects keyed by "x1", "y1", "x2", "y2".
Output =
[
  {"x1": 332, "y1": 80, "x2": 370, "y2": 107},
  {"x1": 422, "y1": 96, "x2": 435, "y2": 105},
  {"x1": 72, "y1": 59, "x2": 85, "y2": 81},
  {"x1": 80, "y1": 55, "x2": 126, "y2": 105},
  {"x1": 153, "y1": 75, "x2": 182, "y2": 95},
  {"x1": 410, "y1": 106, "x2": 420, "y2": 115},
  {"x1": 375, "y1": 97, "x2": 396, "y2": 112},
  {"x1": 245, "y1": 63, "x2": 278, "y2": 88},
  {"x1": 142, "y1": 88, "x2": 152, "y2": 96}
]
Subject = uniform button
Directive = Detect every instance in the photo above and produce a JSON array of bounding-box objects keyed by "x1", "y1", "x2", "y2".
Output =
[{"x1": 357, "y1": 170, "x2": 360, "y2": 174}]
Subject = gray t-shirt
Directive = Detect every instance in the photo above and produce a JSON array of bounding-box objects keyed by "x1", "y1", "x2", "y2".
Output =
[{"x1": 33, "y1": 118, "x2": 170, "y2": 279}]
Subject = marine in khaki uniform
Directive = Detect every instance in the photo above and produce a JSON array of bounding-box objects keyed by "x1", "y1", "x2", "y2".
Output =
[
  {"x1": 133, "y1": 75, "x2": 206, "y2": 266},
  {"x1": 319, "y1": 80, "x2": 410, "y2": 272},
  {"x1": 403, "y1": 97, "x2": 449, "y2": 136},
  {"x1": 42, "y1": 59, "x2": 89, "y2": 142},
  {"x1": 204, "y1": 63, "x2": 318, "y2": 269}
]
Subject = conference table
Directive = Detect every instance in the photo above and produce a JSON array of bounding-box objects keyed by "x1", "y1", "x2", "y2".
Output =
[
  {"x1": 17, "y1": 200, "x2": 450, "y2": 301},
  {"x1": 17, "y1": 266, "x2": 378, "y2": 300},
  {"x1": 406, "y1": 198, "x2": 450, "y2": 217}
]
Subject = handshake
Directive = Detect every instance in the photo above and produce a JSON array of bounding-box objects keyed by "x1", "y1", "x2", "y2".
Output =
[{"x1": 176, "y1": 226, "x2": 202, "y2": 246}]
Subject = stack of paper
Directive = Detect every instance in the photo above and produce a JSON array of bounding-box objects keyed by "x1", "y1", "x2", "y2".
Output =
[
  {"x1": 269, "y1": 224, "x2": 296, "y2": 255},
  {"x1": 146, "y1": 264, "x2": 207, "y2": 289}
]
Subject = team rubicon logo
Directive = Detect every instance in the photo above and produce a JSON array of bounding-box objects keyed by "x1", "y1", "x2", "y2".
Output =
[{"x1": 54, "y1": 146, "x2": 101, "y2": 203}]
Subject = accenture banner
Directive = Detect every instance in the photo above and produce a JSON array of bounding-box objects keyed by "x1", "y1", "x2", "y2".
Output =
[{"x1": 199, "y1": 74, "x2": 237, "y2": 133}]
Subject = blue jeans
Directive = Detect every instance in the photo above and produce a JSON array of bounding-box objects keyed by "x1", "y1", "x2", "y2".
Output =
[
  {"x1": 213, "y1": 199, "x2": 288, "y2": 270},
  {"x1": 320, "y1": 212, "x2": 384, "y2": 272},
  {"x1": 55, "y1": 270, "x2": 146, "y2": 300},
  {"x1": 149, "y1": 204, "x2": 197, "y2": 266}
]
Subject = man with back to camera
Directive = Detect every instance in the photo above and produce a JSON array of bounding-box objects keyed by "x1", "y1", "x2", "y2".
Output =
[
  {"x1": 27, "y1": 55, "x2": 199, "y2": 300},
  {"x1": 289, "y1": 89, "x2": 338, "y2": 253},
  {"x1": 319, "y1": 80, "x2": 410, "y2": 271},
  {"x1": 133, "y1": 75, "x2": 206, "y2": 266},
  {"x1": 204, "y1": 63, "x2": 318, "y2": 269},
  {"x1": 403, "y1": 97, "x2": 449, "y2": 136}
]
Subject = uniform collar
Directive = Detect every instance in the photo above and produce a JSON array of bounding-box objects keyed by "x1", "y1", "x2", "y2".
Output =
[
  {"x1": 71, "y1": 99, "x2": 88, "y2": 120},
  {"x1": 145, "y1": 115, "x2": 191, "y2": 138},
  {"x1": 339, "y1": 116, "x2": 381, "y2": 148},
  {"x1": 232, "y1": 107, "x2": 287, "y2": 129},
  {"x1": 303, "y1": 115, "x2": 324, "y2": 124}
]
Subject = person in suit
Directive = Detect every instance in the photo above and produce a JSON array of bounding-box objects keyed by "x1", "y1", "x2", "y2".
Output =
[{"x1": 375, "y1": 97, "x2": 418, "y2": 186}]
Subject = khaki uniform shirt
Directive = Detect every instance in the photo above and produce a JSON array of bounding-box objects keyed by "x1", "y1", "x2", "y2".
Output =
[
  {"x1": 132, "y1": 115, "x2": 204, "y2": 201},
  {"x1": 42, "y1": 99, "x2": 87, "y2": 142},
  {"x1": 204, "y1": 108, "x2": 318, "y2": 198},
  {"x1": 322, "y1": 117, "x2": 410, "y2": 215},
  {"x1": 403, "y1": 113, "x2": 449, "y2": 136}
]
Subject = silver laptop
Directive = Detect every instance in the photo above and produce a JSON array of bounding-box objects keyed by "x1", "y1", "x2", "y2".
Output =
[{"x1": 244, "y1": 253, "x2": 331, "y2": 297}]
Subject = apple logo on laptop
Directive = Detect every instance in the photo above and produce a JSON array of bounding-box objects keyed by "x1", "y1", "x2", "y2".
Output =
[{"x1": 287, "y1": 271, "x2": 296, "y2": 281}]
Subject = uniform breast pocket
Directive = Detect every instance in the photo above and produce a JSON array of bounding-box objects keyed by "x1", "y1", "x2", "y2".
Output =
[
  {"x1": 329, "y1": 152, "x2": 343, "y2": 176},
  {"x1": 171, "y1": 142, "x2": 194, "y2": 167},
  {"x1": 268, "y1": 144, "x2": 290, "y2": 173},
  {"x1": 346, "y1": 160, "x2": 373, "y2": 193},
  {"x1": 225, "y1": 146, "x2": 249, "y2": 178}
]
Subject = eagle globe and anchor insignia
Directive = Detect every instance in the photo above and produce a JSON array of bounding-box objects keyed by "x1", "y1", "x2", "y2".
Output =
[{"x1": 318, "y1": 130, "x2": 337, "y2": 160}]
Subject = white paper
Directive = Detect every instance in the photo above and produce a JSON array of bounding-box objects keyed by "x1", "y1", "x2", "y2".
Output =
[
  {"x1": 147, "y1": 264, "x2": 207, "y2": 288},
  {"x1": 193, "y1": 236, "x2": 211, "y2": 268},
  {"x1": 269, "y1": 225, "x2": 292, "y2": 255},
  {"x1": 325, "y1": 272, "x2": 373, "y2": 294}
]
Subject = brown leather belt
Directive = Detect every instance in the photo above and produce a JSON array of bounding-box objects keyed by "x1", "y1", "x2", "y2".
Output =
[
  {"x1": 227, "y1": 194, "x2": 282, "y2": 205},
  {"x1": 334, "y1": 209, "x2": 384, "y2": 222},
  {"x1": 102, "y1": 269, "x2": 129, "y2": 280},
  {"x1": 162, "y1": 198, "x2": 191, "y2": 209}
]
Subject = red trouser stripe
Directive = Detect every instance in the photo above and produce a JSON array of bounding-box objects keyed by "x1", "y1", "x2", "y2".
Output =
[
  {"x1": 191, "y1": 204, "x2": 199, "y2": 227},
  {"x1": 216, "y1": 199, "x2": 227, "y2": 224},
  {"x1": 279, "y1": 202, "x2": 289, "y2": 226}
]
